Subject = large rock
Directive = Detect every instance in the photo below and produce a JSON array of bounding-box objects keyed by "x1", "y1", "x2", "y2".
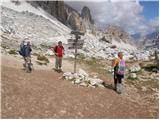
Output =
[
  {"x1": 129, "y1": 73, "x2": 137, "y2": 79},
  {"x1": 79, "y1": 69, "x2": 89, "y2": 78},
  {"x1": 89, "y1": 78, "x2": 104, "y2": 86},
  {"x1": 129, "y1": 64, "x2": 141, "y2": 73}
]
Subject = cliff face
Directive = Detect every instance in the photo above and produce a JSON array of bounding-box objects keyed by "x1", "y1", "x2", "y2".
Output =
[
  {"x1": 28, "y1": 1, "x2": 133, "y2": 42},
  {"x1": 28, "y1": 1, "x2": 67, "y2": 24},
  {"x1": 28, "y1": 1, "x2": 96, "y2": 33},
  {"x1": 104, "y1": 25, "x2": 131, "y2": 43}
]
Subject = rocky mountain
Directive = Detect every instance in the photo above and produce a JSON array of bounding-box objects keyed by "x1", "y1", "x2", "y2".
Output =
[
  {"x1": 28, "y1": 1, "x2": 96, "y2": 33},
  {"x1": 131, "y1": 31, "x2": 159, "y2": 49},
  {"x1": 2, "y1": 1, "x2": 157, "y2": 63},
  {"x1": 100, "y1": 25, "x2": 131, "y2": 43},
  {"x1": 1, "y1": 2, "x2": 71, "y2": 52},
  {"x1": 143, "y1": 31, "x2": 159, "y2": 49},
  {"x1": 28, "y1": 1, "x2": 134, "y2": 43}
]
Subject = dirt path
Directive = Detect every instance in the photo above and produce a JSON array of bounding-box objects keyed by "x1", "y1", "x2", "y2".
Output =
[{"x1": 1, "y1": 54, "x2": 158, "y2": 118}]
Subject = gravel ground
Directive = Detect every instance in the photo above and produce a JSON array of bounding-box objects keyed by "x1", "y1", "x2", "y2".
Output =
[{"x1": 1, "y1": 54, "x2": 159, "y2": 118}]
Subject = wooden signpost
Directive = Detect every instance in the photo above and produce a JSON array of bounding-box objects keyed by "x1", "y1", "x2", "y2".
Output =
[{"x1": 68, "y1": 31, "x2": 85, "y2": 73}]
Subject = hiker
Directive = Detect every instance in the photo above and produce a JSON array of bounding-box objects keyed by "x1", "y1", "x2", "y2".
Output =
[
  {"x1": 19, "y1": 40, "x2": 27, "y2": 69},
  {"x1": 112, "y1": 52, "x2": 125, "y2": 94},
  {"x1": 51, "y1": 41, "x2": 64, "y2": 72},
  {"x1": 25, "y1": 41, "x2": 32, "y2": 73}
]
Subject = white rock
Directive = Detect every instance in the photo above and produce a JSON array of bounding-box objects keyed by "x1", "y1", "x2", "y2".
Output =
[
  {"x1": 129, "y1": 64, "x2": 141, "y2": 73},
  {"x1": 79, "y1": 82, "x2": 88, "y2": 87},
  {"x1": 79, "y1": 69, "x2": 89, "y2": 77},
  {"x1": 97, "y1": 84, "x2": 105, "y2": 88},
  {"x1": 129, "y1": 73, "x2": 137, "y2": 79},
  {"x1": 68, "y1": 76, "x2": 74, "y2": 80},
  {"x1": 141, "y1": 86, "x2": 147, "y2": 92},
  {"x1": 89, "y1": 78, "x2": 104, "y2": 86},
  {"x1": 63, "y1": 72, "x2": 72, "y2": 77},
  {"x1": 75, "y1": 79, "x2": 81, "y2": 84}
]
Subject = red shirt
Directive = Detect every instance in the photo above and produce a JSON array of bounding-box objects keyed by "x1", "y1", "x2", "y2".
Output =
[{"x1": 55, "y1": 45, "x2": 64, "y2": 57}]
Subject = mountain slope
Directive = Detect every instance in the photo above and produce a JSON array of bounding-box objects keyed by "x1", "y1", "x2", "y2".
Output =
[
  {"x1": 1, "y1": 1, "x2": 139, "y2": 61},
  {"x1": 1, "y1": 1, "x2": 72, "y2": 51}
]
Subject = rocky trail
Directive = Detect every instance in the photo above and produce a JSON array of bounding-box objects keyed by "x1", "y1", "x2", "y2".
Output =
[{"x1": 1, "y1": 54, "x2": 158, "y2": 119}]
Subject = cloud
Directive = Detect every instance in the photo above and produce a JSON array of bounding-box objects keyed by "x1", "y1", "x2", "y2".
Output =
[
  {"x1": 64, "y1": 0, "x2": 158, "y2": 35},
  {"x1": 149, "y1": 17, "x2": 159, "y2": 31}
]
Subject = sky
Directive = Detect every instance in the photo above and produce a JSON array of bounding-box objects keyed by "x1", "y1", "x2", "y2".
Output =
[{"x1": 64, "y1": 0, "x2": 159, "y2": 35}]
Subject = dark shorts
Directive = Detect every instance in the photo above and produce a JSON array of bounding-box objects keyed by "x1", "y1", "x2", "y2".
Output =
[{"x1": 116, "y1": 74, "x2": 124, "y2": 79}]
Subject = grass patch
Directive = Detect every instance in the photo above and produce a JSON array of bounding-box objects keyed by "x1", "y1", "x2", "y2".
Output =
[
  {"x1": 127, "y1": 76, "x2": 138, "y2": 80},
  {"x1": 8, "y1": 49, "x2": 18, "y2": 55},
  {"x1": 37, "y1": 54, "x2": 49, "y2": 65},
  {"x1": 142, "y1": 64, "x2": 158, "y2": 72},
  {"x1": 66, "y1": 55, "x2": 108, "y2": 75}
]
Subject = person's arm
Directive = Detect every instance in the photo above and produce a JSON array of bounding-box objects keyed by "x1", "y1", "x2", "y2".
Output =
[
  {"x1": 30, "y1": 46, "x2": 32, "y2": 52},
  {"x1": 112, "y1": 59, "x2": 118, "y2": 68},
  {"x1": 62, "y1": 46, "x2": 65, "y2": 55}
]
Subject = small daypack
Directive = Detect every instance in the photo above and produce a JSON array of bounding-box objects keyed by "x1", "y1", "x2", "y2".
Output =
[
  {"x1": 116, "y1": 59, "x2": 125, "y2": 75},
  {"x1": 19, "y1": 45, "x2": 26, "y2": 56}
]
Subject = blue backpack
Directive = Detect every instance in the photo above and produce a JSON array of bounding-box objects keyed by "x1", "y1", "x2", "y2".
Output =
[
  {"x1": 116, "y1": 59, "x2": 125, "y2": 75},
  {"x1": 19, "y1": 45, "x2": 26, "y2": 57}
]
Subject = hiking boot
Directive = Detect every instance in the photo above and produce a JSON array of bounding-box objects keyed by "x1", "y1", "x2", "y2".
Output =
[
  {"x1": 114, "y1": 84, "x2": 117, "y2": 91},
  {"x1": 23, "y1": 63, "x2": 26, "y2": 68},
  {"x1": 116, "y1": 83, "x2": 123, "y2": 94}
]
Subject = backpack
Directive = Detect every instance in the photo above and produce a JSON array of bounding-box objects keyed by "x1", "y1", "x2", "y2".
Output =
[
  {"x1": 54, "y1": 46, "x2": 58, "y2": 53},
  {"x1": 19, "y1": 45, "x2": 26, "y2": 56},
  {"x1": 116, "y1": 59, "x2": 125, "y2": 75}
]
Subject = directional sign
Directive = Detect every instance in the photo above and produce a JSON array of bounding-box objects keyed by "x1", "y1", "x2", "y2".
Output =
[
  {"x1": 67, "y1": 38, "x2": 84, "y2": 49},
  {"x1": 68, "y1": 39, "x2": 84, "y2": 44},
  {"x1": 67, "y1": 42, "x2": 84, "y2": 49},
  {"x1": 70, "y1": 30, "x2": 85, "y2": 73},
  {"x1": 68, "y1": 46, "x2": 83, "y2": 49},
  {"x1": 71, "y1": 31, "x2": 85, "y2": 36},
  {"x1": 68, "y1": 39, "x2": 76, "y2": 43}
]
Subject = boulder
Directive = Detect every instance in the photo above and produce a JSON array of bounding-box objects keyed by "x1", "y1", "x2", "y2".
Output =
[
  {"x1": 79, "y1": 82, "x2": 88, "y2": 87},
  {"x1": 141, "y1": 86, "x2": 147, "y2": 92},
  {"x1": 152, "y1": 68, "x2": 159, "y2": 73},
  {"x1": 129, "y1": 64, "x2": 141, "y2": 73},
  {"x1": 79, "y1": 69, "x2": 89, "y2": 77},
  {"x1": 89, "y1": 78, "x2": 104, "y2": 86},
  {"x1": 129, "y1": 73, "x2": 137, "y2": 79}
]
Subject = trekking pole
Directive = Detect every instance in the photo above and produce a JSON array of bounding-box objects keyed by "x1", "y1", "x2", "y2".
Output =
[{"x1": 74, "y1": 35, "x2": 78, "y2": 73}]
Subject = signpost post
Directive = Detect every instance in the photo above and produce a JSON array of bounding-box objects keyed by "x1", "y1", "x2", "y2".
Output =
[{"x1": 69, "y1": 31, "x2": 85, "y2": 73}]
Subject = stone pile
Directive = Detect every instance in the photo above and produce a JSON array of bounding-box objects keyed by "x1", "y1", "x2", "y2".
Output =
[{"x1": 63, "y1": 69, "x2": 105, "y2": 88}]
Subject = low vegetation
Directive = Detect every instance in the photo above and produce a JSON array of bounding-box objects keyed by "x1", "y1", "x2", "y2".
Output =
[
  {"x1": 37, "y1": 54, "x2": 49, "y2": 65},
  {"x1": 8, "y1": 49, "x2": 18, "y2": 55}
]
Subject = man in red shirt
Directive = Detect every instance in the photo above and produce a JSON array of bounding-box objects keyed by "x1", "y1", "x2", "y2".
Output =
[{"x1": 52, "y1": 41, "x2": 64, "y2": 72}]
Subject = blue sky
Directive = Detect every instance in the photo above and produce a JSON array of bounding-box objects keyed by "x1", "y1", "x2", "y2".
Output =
[{"x1": 140, "y1": 1, "x2": 159, "y2": 21}]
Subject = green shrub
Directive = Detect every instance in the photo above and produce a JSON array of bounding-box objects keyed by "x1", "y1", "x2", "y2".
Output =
[
  {"x1": 8, "y1": 49, "x2": 17, "y2": 55},
  {"x1": 142, "y1": 64, "x2": 158, "y2": 72},
  {"x1": 37, "y1": 54, "x2": 49, "y2": 63}
]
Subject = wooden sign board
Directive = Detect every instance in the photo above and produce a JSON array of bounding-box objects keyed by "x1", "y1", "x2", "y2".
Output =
[
  {"x1": 68, "y1": 45, "x2": 83, "y2": 49},
  {"x1": 67, "y1": 39, "x2": 84, "y2": 49},
  {"x1": 68, "y1": 39, "x2": 84, "y2": 44},
  {"x1": 71, "y1": 31, "x2": 85, "y2": 36},
  {"x1": 67, "y1": 43, "x2": 84, "y2": 49}
]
